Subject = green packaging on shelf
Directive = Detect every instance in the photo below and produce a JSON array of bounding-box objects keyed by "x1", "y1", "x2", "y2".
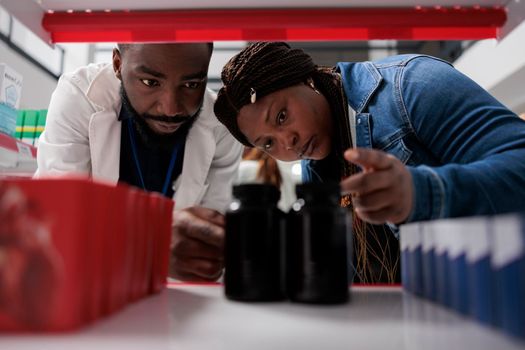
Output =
[
  {"x1": 33, "y1": 110, "x2": 47, "y2": 147},
  {"x1": 21, "y1": 110, "x2": 38, "y2": 146},
  {"x1": 35, "y1": 110, "x2": 47, "y2": 137}
]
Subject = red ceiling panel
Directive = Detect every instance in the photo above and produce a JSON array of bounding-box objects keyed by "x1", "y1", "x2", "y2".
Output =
[{"x1": 42, "y1": 7, "x2": 507, "y2": 42}]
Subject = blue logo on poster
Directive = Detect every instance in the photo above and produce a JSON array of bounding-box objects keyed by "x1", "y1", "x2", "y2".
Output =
[{"x1": 5, "y1": 85, "x2": 18, "y2": 108}]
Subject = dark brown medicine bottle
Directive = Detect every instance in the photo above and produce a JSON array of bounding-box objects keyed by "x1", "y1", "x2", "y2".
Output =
[
  {"x1": 224, "y1": 184, "x2": 285, "y2": 301},
  {"x1": 286, "y1": 182, "x2": 351, "y2": 304}
]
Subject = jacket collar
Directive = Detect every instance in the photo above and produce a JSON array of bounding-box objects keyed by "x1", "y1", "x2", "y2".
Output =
[
  {"x1": 86, "y1": 64, "x2": 121, "y2": 112},
  {"x1": 172, "y1": 90, "x2": 217, "y2": 208},
  {"x1": 84, "y1": 64, "x2": 122, "y2": 183},
  {"x1": 336, "y1": 61, "x2": 383, "y2": 113}
]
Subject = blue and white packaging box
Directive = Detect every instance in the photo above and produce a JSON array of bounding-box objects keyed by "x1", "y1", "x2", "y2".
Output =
[
  {"x1": 491, "y1": 214, "x2": 525, "y2": 339},
  {"x1": 411, "y1": 225, "x2": 423, "y2": 296},
  {"x1": 401, "y1": 223, "x2": 423, "y2": 296},
  {"x1": 421, "y1": 223, "x2": 436, "y2": 301},
  {"x1": 445, "y1": 219, "x2": 469, "y2": 315},
  {"x1": 0, "y1": 102, "x2": 17, "y2": 136},
  {"x1": 0, "y1": 63, "x2": 22, "y2": 109},
  {"x1": 433, "y1": 220, "x2": 452, "y2": 308},
  {"x1": 464, "y1": 218, "x2": 494, "y2": 326},
  {"x1": 0, "y1": 64, "x2": 22, "y2": 136},
  {"x1": 400, "y1": 223, "x2": 412, "y2": 292}
]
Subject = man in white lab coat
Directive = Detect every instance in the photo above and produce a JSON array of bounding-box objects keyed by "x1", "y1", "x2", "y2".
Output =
[{"x1": 35, "y1": 43, "x2": 242, "y2": 282}]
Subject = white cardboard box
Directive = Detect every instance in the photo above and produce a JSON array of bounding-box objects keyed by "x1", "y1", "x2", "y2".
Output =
[{"x1": 0, "y1": 63, "x2": 23, "y2": 109}]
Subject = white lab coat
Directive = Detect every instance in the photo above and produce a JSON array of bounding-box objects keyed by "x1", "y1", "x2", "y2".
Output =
[{"x1": 35, "y1": 63, "x2": 242, "y2": 213}]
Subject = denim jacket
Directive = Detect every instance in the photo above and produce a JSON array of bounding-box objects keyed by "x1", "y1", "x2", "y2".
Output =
[{"x1": 302, "y1": 54, "x2": 525, "y2": 222}]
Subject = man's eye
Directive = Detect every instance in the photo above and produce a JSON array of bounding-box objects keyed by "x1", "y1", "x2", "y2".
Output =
[
  {"x1": 184, "y1": 81, "x2": 202, "y2": 89},
  {"x1": 277, "y1": 110, "x2": 287, "y2": 125},
  {"x1": 141, "y1": 79, "x2": 159, "y2": 87}
]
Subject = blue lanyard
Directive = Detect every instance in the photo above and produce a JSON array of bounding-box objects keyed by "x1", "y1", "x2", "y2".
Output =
[{"x1": 126, "y1": 118, "x2": 181, "y2": 196}]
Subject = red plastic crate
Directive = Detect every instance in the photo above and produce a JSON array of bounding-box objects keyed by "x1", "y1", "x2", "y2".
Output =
[{"x1": 0, "y1": 178, "x2": 173, "y2": 331}]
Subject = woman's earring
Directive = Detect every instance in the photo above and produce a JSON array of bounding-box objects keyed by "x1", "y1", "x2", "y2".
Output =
[
  {"x1": 250, "y1": 88, "x2": 257, "y2": 104},
  {"x1": 307, "y1": 78, "x2": 321, "y2": 95}
]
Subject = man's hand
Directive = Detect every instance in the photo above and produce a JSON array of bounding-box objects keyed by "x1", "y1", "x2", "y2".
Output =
[
  {"x1": 341, "y1": 148, "x2": 414, "y2": 225},
  {"x1": 170, "y1": 207, "x2": 225, "y2": 282}
]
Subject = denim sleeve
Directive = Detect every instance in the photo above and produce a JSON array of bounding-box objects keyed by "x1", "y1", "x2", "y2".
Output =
[{"x1": 400, "y1": 57, "x2": 525, "y2": 221}]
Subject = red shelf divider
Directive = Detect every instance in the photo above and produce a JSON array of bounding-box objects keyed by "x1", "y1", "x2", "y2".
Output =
[{"x1": 42, "y1": 7, "x2": 507, "y2": 42}]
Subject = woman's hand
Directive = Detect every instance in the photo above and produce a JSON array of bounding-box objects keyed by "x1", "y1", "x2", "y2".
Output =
[{"x1": 341, "y1": 148, "x2": 414, "y2": 225}]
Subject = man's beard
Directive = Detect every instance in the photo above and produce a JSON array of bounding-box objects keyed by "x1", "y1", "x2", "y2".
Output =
[{"x1": 120, "y1": 85, "x2": 202, "y2": 150}]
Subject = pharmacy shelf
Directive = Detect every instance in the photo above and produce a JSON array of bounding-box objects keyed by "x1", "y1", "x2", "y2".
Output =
[
  {"x1": 0, "y1": 284, "x2": 523, "y2": 350},
  {"x1": 0, "y1": 0, "x2": 522, "y2": 44},
  {"x1": 0, "y1": 132, "x2": 37, "y2": 178}
]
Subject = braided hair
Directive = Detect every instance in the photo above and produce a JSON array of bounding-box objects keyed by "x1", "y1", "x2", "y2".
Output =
[
  {"x1": 216, "y1": 42, "x2": 313, "y2": 145},
  {"x1": 215, "y1": 42, "x2": 351, "y2": 174},
  {"x1": 215, "y1": 42, "x2": 399, "y2": 283}
]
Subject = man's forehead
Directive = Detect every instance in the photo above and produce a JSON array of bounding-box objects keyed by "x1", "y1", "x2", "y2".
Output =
[
  {"x1": 123, "y1": 43, "x2": 211, "y2": 56},
  {"x1": 123, "y1": 44, "x2": 211, "y2": 76}
]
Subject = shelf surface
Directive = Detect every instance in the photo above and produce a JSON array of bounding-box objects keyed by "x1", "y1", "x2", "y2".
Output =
[{"x1": 0, "y1": 284, "x2": 523, "y2": 350}]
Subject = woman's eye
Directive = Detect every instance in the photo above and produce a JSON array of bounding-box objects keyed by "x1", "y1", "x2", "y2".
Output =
[
  {"x1": 277, "y1": 110, "x2": 287, "y2": 125},
  {"x1": 141, "y1": 79, "x2": 159, "y2": 87},
  {"x1": 184, "y1": 81, "x2": 202, "y2": 89},
  {"x1": 263, "y1": 139, "x2": 273, "y2": 151}
]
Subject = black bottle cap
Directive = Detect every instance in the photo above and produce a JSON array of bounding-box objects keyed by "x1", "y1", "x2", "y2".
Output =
[
  {"x1": 295, "y1": 182, "x2": 340, "y2": 197},
  {"x1": 232, "y1": 184, "x2": 280, "y2": 203}
]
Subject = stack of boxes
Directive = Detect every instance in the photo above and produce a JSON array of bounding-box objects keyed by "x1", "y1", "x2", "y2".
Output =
[
  {"x1": 0, "y1": 178, "x2": 174, "y2": 331},
  {"x1": 401, "y1": 215, "x2": 525, "y2": 340},
  {"x1": 0, "y1": 63, "x2": 23, "y2": 137}
]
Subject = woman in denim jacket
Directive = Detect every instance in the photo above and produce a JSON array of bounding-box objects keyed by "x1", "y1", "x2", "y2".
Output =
[{"x1": 214, "y1": 42, "x2": 525, "y2": 282}]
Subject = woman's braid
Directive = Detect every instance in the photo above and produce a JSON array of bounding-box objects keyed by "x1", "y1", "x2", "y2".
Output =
[{"x1": 215, "y1": 42, "x2": 317, "y2": 146}]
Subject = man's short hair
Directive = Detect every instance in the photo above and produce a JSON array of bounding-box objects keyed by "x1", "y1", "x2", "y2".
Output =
[{"x1": 116, "y1": 43, "x2": 213, "y2": 55}]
